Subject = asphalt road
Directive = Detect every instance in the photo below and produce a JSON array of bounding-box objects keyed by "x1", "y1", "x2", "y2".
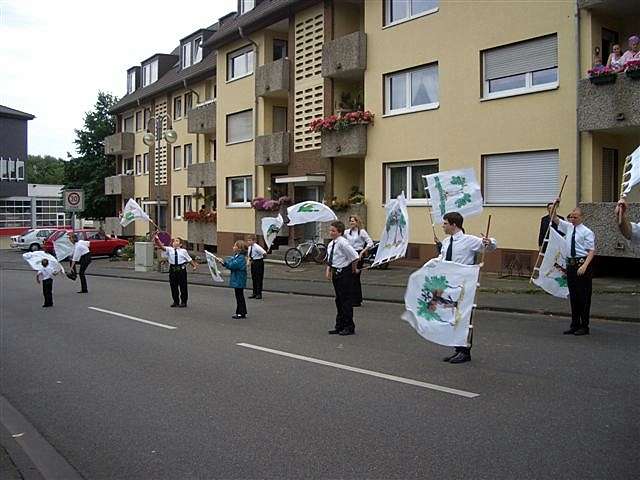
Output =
[{"x1": 1, "y1": 269, "x2": 638, "y2": 479}]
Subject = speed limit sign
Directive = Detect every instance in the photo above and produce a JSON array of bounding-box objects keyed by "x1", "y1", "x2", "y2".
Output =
[{"x1": 63, "y1": 189, "x2": 85, "y2": 212}]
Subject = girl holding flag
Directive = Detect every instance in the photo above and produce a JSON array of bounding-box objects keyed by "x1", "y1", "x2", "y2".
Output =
[{"x1": 221, "y1": 240, "x2": 249, "y2": 319}]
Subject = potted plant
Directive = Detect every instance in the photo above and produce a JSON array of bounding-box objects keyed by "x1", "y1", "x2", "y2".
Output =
[
  {"x1": 308, "y1": 110, "x2": 374, "y2": 133},
  {"x1": 588, "y1": 66, "x2": 617, "y2": 85},
  {"x1": 251, "y1": 196, "x2": 292, "y2": 212},
  {"x1": 625, "y1": 60, "x2": 640, "y2": 80},
  {"x1": 184, "y1": 210, "x2": 217, "y2": 223}
]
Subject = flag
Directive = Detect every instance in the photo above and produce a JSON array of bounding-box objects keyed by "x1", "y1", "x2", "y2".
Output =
[
  {"x1": 424, "y1": 168, "x2": 483, "y2": 224},
  {"x1": 622, "y1": 145, "x2": 640, "y2": 195},
  {"x1": 205, "y1": 250, "x2": 224, "y2": 283},
  {"x1": 533, "y1": 228, "x2": 569, "y2": 299},
  {"x1": 261, "y1": 214, "x2": 283, "y2": 250},
  {"x1": 402, "y1": 258, "x2": 480, "y2": 347},
  {"x1": 22, "y1": 251, "x2": 64, "y2": 274},
  {"x1": 287, "y1": 201, "x2": 337, "y2": 226},
  {"x1": 372, "y1": 192, "x2": 409, "y2": 267},
  {"x1": 53, "y1": 234, "x2": 74, "y2": 261},
  {"x1": 121, "y1": 198, "x2": 150, "y2": 226}
]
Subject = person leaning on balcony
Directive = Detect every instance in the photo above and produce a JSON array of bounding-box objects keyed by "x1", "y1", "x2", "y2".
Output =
[
  {"x1": 343, "y1": 215, "x2": 373, "y2": 307},
  {"x1": 615, "y1": 197, "x2": 640, "y2": 246},
  {"x1": 551, "y1": 201, "x2": 595, "y2": 336},
  {"x1": 606, "y1": 44, "x2": 624, "y2": 72},
  {"x1": 621, "y1": 35, "x2": 640, "y2": 65}
]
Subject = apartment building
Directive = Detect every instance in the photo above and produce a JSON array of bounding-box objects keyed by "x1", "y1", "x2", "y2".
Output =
[{"x1": 105, "y1": 0, "x2": 639, "y2": 272}]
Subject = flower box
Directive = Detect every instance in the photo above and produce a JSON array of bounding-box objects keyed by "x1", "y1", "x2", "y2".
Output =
[
  {"x1": 626, "y1": 69, "x2": 640, "y2": 80},
  {"x1": 589, "y1": 74, "x2": 617, "y2": 85}
]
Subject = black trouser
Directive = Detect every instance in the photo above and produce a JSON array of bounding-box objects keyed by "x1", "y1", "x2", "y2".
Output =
[
  {"x1": 42, "y1": 278, "x2": 53, "y2": 306},
  {"x1": 169, "y1": 266, "x2": 188, "y2": 305},
  {"x1": 76, "y1": 253, "x2": 91, "y2": 292},
  {"x1": 235, "y1": 288, "x2": 247, "y2": 316},
  {"x1": 332, "y1": 268, "x2": 355, "y2": 332},
  {"x1": 251, "y1": 259, "x2": 264, "y2": 296},
  {"x1": 352, "y1": 255, "x2": 364, "y2": 305},
  {"x1": 566, "y1": 260, "x2": 592, "y2": 330}
]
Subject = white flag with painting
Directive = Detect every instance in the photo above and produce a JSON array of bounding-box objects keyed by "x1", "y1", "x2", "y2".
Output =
[
  {"x1": 53, "y1": 234, "x2": 74, "y2": 261},
  {"x1": 622, "y1": 145, "x2": 640, "y2": 195},
  {"x1": 205, "y1": 250, "x2": 224, "y2": 283},
  {"x1": 286, "y1": 201, "x2": 337, "y2": 226},
  {"x1": 423, "y1": 168, "x2": 483, "y2": 224},
  {"x1": 261, "y1": 214, "x2": 283, "y2": 250},
  {"x1": 121, "y1": 198, "x2": 150, "y2": 226},
  {"x1": 402, "y1": 258, "x2": 480, "y2": 347},
  {"x1": 533, "y1": 228, "x2": 569, "y2": 299},
  {"x1": 22, "y1": 251, "x2": 64, "y2": 274},
  {"x1": 372, "y1": 192, "x2": 409, "y2": 267}
]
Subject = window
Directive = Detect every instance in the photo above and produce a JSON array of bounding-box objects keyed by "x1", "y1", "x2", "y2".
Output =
[
  {"x1": 184, "y1": 144, "x2": 193, "y2": 166},
  {"x1": 205, "y1": 80, "x2": 216, "y2": 100},
  {"x1": 209, "y1": 139, "x2": 216, "y2": 162},
  {"x1": 124, "y1": 158, "x2": 134, "y2": 174},
  {"x1": 182, "y1": 42, "x2": 192, "y2": 69},
  {"x1": 193, "y1": 36, "x2": 203, "y2": 64},
  {"x1": 273, "y1": 107, "x2": 287, "y2": 133},
  {"x1": 135, "y1": 111, "x2": 142, "y2": 131},
  {"x1": 273, "y1": 39, "x2": 288, "y2": 61},
  {"x1": 142, "y1": 60, "x2": 158, "y2": 87},
  {"x1": 483, "y1": 34, "x2": 558, "y2": 99},
  {"x1": 173, "y1": 96, "x2": 182, "y2": 119},
  {"x1": 143, "y1": 109, "x2": 150, "y2": 130},
  {"x1": 184, "y1": 92, "x2": 193, "y2": 114},
  {"x1": 143, "y1": 153, "x2": 149, "y2": 174},
  {"x1": 226, "y1": 109, "x2": 253, "y2": 144},
  {"x1": 385, "y1": 0, "x2": 439, "y2": 26},
  {"x1": 184, "y1": 195, "x2": 192, "y2": 213},
  {"x1": 173, "y1": 146, "x2": 182, "y2": 170},
  {"x1": 0, "y1": 157, "x2": 8, "y2": 180},
  {"x1": 173, "y1": 195, "x2": 182, "y2": 219},
  {"x1": 227, "y1": 176, "x2": 253, "y2": 206},
  {"x1": 240, "y1": 0, "x2": 255, "y2": 14},
  {"x1": 227, "y1": 45, "x2": 254, "y2": 81},
  {"x1": 385, "y1": 63, "x2": 439, "y2": 115},
  {"x1": 7, "y1": 158, "x2": 16, "y2": 180},
  {"x1": 483, "y1": 150, "x2": 559, "y2": 205},
  {"x1": 123, "y1": 116, "x2": 134, "y2": 132},
  {"x1": 135, "y1": 155, "x2": 142, "y2": 175},
  {"x1": 16, "y1": 159, "x2": 24, "y2": 180},
  {"x1": 385, "y1": 160, "x2": 438, "y2": 204},
  {"x1": 127, "y1": 70, "x2": 136, "y2": 94},
  {"x1": 0, "y1": 199, "x2": 32, "y2": 227}
]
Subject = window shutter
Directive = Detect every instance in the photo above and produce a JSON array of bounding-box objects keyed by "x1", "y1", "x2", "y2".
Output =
[
  {"x1": 227, "y1": 110, "x2": 253, "y2": 143},
  {"x1": 484, "y1": 34, "x2": 557, "y2": 80},
  {"x1": 484, "y1": 150, "x2": 559, "y2": 204}
]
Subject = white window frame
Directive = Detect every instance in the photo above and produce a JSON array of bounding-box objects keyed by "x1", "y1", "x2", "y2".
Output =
[
  {"x1": 193, "y1": 36, "x2": 203, "y2": 64},
  {"x1": 384, "y1": 160, "x2": 438, "y2": 206},
  {"x1": 182, "y1": 43, "x2": 192, "y2": 69},
  {"x1": 173, "y1": 195, "x2": 182, "y2": 219},
  {"x1": 384, "y1": 0, "x2": 439, "y2": 28},
  {"x1": 135, "y1": 155, "x2": 142, "y2": 175},
  {"x1": 183, "y1": 195, "x2": 192, "y2": 213},
  {"x1": 481, "y1": 68, "x2": 559, "y2": 101},
  {"x1": 123, "y1": 115, "x2": 134, "y2": 132},
  {"x1": 173, "y1": 96, "x2": 182, "y2": 119},
  {"x1": 227, "y1": 176, "x2": 253, "y2": 207},
  {"x1": 227, "y1": 45, "x2": 255, "y2": 82},
  {"x1": 135, "y1": 111, "x2": 142, "y2": 131},
  {"x1": 124, "y1": 157, "x2": 134, "y2": 175},
  {"x1": 226, "y1": 109, "x2": 254, "y2": 145},
  {"x1": 384, "y1": 63, "x2": 439, "y2": 117},
  {"x1": 16, "y1": 159, "x2": 24, "y2": 181},
  {"x1": 127, "y1": 71, "x2": 136, "y2": 94},
  {"x1": 173, "y1": 146, "x2": 182, "y2": 170},
  {"x1": 184, "y1": 144, "x2": 193, "y2": 167},
  {"x1": 209, "y1": 139, "x2": 216, "y2": 162},
  {"x1": 184, "y1": 92, "x2": 193, "y2": 115},
  {"x1": 0, "y1": 157, "x2": 8, "y2": 181},
  {"x1": 142, "y1": 60, "x2": 158, "y2": 87},
  {"x1": 143, "y1": 153, "x2": 149, "y2": 174},
  {"x1": 240, "y1": 0, "x2": 255, "y2": 15}
]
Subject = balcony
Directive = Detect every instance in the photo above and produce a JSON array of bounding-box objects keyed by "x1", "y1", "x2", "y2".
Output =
[
  {"x1": 187, "y1": 162, "x2": 216, "y2": 188},
  {"x1": 320, "y1": 124, "x2": 367, "y2": 158},
  {"x1": 104, "y1": 174, "x2": 134, "y2": 198},
  {"x1": 187, "y1": 101, "x2": 216, "y2": 134},
  {"x1": 578, "y1": 75, "x2": 640, "y2": 132},
  {"x1": 104, "y1": 217, "x2": 135, "y2": 237},
  {"x1": 578, "y1": 0, "x2": 636, "y2": 14},
  {"x1": 104, "y1": 132, "x2": 135, "y2": 156},
  {"x1": 187, "y1": 221, "x2": 217, "y2": 246},
  {"x1": 255, "y1": 58, "x2": 290, "y2": 98},
  {"x1": 255, "y1": 132, "x2": 290, "y2": 166},
  {"x1": 322, "y1": 31, "x2": 367, "y2": 80},
  {"x1": 579, "y1": 202, "x2": 639, "y2": 258}
]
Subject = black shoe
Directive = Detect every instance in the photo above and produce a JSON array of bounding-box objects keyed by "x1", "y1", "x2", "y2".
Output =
[
  {"x1": 353, "y1": 303, "x2": 362, "y2": 307},
  {"x1": 77, "y1": 291, "x2": 88, "y2": 294},
  {"x1": 443, "y1": 352, "x2": 458, "y2": 362},
  {"x1": 170, "y1": 303, "x2": 179, "y2": 308},
  {"x1": 232, "y1": 314, "x2": 246, "y2": 319},
  {"x1": 563, "y1": 329, "x2": 577, "y2": 335},
  {"x1": 249, "y1": 295, "x2": 257, "y2": 299},
  {"x1": 328, "y1": 329, "x2": 340, "y2": 334},
  {"x1": 338, "y1": 329, "x2": 355, "y2": 336},
  {"x1": 573, "y1": 328, "x2": 590, "y2": 336},
  {"x1": 449, "y1": 352, "x2": 471, "y2": 364},
  {"x1": 254, "y1": 295, "x2": 262, "y2": 300},
  {"x1": 178, "y1": 303, "x2": 187, "y2": 308}
]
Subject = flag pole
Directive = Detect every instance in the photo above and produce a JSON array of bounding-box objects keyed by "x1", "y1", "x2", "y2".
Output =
[
  {"x1": 618, "y1": 155, "x2": 631, "y2": 225},
  {"x1": 466, "y1": 214, "x2": 493, "y2": 350},
  {"x1": 529, "y1": 175, "x2": 568, "y2": 284}
]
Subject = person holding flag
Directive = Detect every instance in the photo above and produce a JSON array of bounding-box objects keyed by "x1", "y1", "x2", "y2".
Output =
[
  {"x1": 439, "y1": 212, "x2": 496, "y2": 364},
  {"x1": 69, "y1": 233, "x2": 92, "y2": 293},
  {"x1": 247, "y1": 236, "x2": 267, "y2": 300},
  {"x1": 154, "y1": 237, "x2": 197, "y2": 308},
  {"x1": 615, "y1": 198, "x2": 640, "y2": 246},
  {"x1": 344, "y1": 215, "x2": 373, "y2": 307}
]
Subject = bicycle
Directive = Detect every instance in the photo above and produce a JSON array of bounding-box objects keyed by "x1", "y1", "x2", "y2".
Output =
[{"x1": 285, "y1": 237, "x2": 328, "y2": 268}]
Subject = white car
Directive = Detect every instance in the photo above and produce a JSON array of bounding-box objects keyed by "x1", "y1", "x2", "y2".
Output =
[{"x1": 11, "y1": 228, "x2": 56, "y2": 251}]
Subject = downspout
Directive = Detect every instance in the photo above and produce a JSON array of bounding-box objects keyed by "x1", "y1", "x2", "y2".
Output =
[
  {"x1": 239, "y1": 25, "x2": 260, "y2": 199},
  {"x1": 182, "y1": 79, "x2": 201, "y2": 166},
  {"x1": 575, "y1": 2, "x2": 582, "y2": 206}
]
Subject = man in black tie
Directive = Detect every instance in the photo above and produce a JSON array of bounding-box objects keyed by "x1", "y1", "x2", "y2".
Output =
[
  {"x1": 538, "y1": 202, "x2": 564, "y2": 249},
  {"x1": 154, "y1": 237, "x2": 197, "y2": 307},
  {"x1": 247, "y1": 235, "x2": 267, "y2": 299}
]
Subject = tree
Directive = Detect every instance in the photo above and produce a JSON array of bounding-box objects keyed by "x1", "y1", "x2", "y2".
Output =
[
  {"x1": 27, "y1": 155, "x2": 66, "y2": 184},
  {"x1": 65, "y1": 92, "x2": 118, "y2": 219}
]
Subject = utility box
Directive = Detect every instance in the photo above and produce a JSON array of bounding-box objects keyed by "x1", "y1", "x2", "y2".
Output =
[{"x1": 134, "y1": 242, "x2": 154, "y2": 272}]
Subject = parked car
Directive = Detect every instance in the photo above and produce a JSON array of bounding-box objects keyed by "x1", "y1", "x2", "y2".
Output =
[
  {"x1": 11, "y1": 228, "x2": 57, "y2": 251},
  {"x1": 43, "y1": 229, "x2": 128, "y2": 258}
]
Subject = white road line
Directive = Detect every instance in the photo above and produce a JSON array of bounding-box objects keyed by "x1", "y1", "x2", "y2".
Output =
[
  {"x1": 237, "y1": 343, "x2": 479, "y2": 398},
  {"x1": 88, "y1": 307, "x2": 177, "y2": 330}
]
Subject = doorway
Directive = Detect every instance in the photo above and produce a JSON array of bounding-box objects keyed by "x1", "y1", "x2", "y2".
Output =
[
  {"x1": 601, "y1": 148, "x2": 619, "y2": 202},
  {"x1": 602, "y1": 28, "x2": 619, "y2": 64}
]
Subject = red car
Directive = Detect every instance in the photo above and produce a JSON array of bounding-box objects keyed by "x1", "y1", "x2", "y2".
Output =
[{"x1": 43, "y1": 229, "x2": 128, "y2": 258}]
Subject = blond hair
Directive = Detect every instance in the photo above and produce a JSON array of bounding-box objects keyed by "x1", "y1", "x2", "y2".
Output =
[{"x1": 234, "y1": 240, "x2": 247, "y2": 253}]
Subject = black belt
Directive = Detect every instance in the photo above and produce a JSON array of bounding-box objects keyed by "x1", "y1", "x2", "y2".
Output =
[
  {"x1": 331, "y1": 266, "x2": 351, "y2": 274},
  {"x1": 566, "y1": 257, "x2": 586, "y2": 267},
  {"x1": 169, "y1": 263, "x2": 187, "y2": 270},
  {"x1": 251, "y1": 258, "x2": 264, "y2": 261}
]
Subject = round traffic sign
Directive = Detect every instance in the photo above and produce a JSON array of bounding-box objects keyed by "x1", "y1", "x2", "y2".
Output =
[{"x1": 67, "y1": 192, "x2": 81, "y2": 206}]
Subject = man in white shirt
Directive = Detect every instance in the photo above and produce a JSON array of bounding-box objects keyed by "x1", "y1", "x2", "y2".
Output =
[
  {"x1": 69, "y1": 233, "x2": 92, "y2": 293},
  {"x1": 552, "y1": 201, "x2": 596, "y2": 336},
  {"x1": 325, "y1": 221, "x2": 360, "y2": 336},
  {"x1": 155, "y1": 237, "x2": 197, "y2": 307},
  {"x1": 37, "y1": 258, "x2": 59, "y2": 307},
  {"x1": 438, "y1": 212, "x2": 497, "y2": 364},
  {"x1": 247, "y1": 235, "x2": 267, "y2": 299},
  {"x1": 615, "y1": 198, "x2": 640, "y2": 246}
]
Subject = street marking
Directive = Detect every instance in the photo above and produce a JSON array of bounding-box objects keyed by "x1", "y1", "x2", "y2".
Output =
[
  {"x1": 88, "y1": 307, "x2": 177, "y2": 330},
  {"x1": 237, "y1": 343, "x2": 479, "y2": 398}
]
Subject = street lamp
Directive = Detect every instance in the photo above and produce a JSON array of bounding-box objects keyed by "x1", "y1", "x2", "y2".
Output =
[{"x1": 144, "y1": 115, "x2": 177, "y2": 232}]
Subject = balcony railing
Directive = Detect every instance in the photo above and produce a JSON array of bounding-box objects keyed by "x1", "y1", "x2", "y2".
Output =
[
  {"x1": 255, "y1": 132, "x2": 290, "y2": 166},
  {"x1": 255, "y1": 58, "x2": 290, "y2": 98},
  {"x1": 104, "y1": 174, "x2": 134, "y2": 198},
  {"x1": 187, "y1": 221, "x2": 217, "y2": 246},
  {"x1": 322, "y1": 31, "x2": 367, "y2": 80},
  {"x1": 187, "y1": 101, "x2": 216, "y2": 134},
  {"x1": 320, "y1": 124, "x2": 367, "y2": 158},
  {"x1": 578, "y1": 75, "x2": 640, "y2": 131},
  {"x1": 104, "y1": 217, "x2": 135, "y2": 237},
  {"x1": 187, "y1": 162, "x2": 216, "y2": 188},
  {"x1": 104, "y1": 132, "x2": 135, "y2": 156}
]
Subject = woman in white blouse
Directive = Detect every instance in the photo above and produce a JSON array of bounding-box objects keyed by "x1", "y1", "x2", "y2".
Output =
[{"x1": 343, "y1": 215, "x2": 373, "y2": 307}]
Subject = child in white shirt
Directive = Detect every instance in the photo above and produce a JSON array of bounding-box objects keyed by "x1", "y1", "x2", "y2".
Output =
[{"x1": 37, "y1": 258, "x2": 58, "y2": 307}]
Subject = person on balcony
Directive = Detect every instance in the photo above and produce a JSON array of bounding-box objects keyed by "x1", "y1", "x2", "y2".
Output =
[
  {"x1": 621, "y1": 35, "x2": 640, "y2": 66},
  {"x1": 606, "y1": 44, "x2": 624, "y2": 72}
]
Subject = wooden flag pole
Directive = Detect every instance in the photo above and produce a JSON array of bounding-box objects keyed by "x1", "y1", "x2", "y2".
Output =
[
  {"x1": 618, "y1": 155, "x2": 632, "y2": 225},
  {"x1": 466, "y1": 214, "x2": 493, "y2": 350},
  {"x1": 529, "y1": 175, "x2": 568, "y2": 284}
]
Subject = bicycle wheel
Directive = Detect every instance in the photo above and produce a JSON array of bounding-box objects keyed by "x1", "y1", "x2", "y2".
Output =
[
  {"x1": 285, "y1": 247, "x2": 303, "y2": 268},
  {"x1": 313, "y1": 243, "x2": 327, "y2": 264}
]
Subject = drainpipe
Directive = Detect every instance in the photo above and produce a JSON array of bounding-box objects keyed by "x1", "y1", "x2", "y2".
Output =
[
  {"x1": 239, "y1": 25, "x2": 260, "y2": 199},
  {"x1": 575, "y1": 2, "x2": 582, "y2": 207},
  {"x1": 182, "y1": 79, "x2": 201, "y2": 166}
]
